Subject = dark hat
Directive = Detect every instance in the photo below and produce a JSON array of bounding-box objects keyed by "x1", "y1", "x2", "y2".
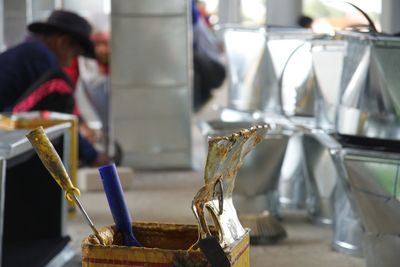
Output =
[{"x1": 28, "y1": 10, "x2": 95, "y2": 57}]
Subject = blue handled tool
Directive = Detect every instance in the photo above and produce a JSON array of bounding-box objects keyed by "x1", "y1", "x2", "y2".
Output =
[{"x1": 99, "y1": 163, "x2": 141, "y2": 246}]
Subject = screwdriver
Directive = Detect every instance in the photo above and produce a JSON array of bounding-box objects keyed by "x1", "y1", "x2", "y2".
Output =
[
  {"x1": 26, "y1": 126, "x2": 105, "y2": 245},
  {"x1": 98, "y1": 163, "x2": 141, "y2": 246}
]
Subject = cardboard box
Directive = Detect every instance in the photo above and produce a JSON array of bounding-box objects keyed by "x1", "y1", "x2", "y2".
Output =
[{"x1": 82, "y1": 222, "x2": 249, "y2": 267}]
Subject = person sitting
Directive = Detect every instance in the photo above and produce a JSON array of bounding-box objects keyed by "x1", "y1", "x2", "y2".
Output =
[{"x1": 0, "y1": 10, "x2": 109, "y2": 166}]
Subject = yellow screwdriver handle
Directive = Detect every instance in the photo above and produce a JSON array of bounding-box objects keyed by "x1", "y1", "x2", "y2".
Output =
[{"x1": 26, "y1": 126, "x2": 80, "y2": 202}]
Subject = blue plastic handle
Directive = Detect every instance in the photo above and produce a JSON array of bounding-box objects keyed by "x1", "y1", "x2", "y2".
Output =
[{"x1": 98, "y1": 163, "x2": 141, "y2": 246}]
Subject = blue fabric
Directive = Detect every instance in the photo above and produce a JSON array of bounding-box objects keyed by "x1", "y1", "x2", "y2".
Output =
[
  {"x1": 192, "y1": 0, "x2": 199, "y2": 25},
  {"x1": 78, "y1": 133, "x2": 98, "y2": 165},
  {"x1": 0, "y1": 38, "x2": 58, "y2": 111}
]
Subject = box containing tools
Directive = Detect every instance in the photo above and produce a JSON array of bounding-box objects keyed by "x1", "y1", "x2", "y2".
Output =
[
  {"x1": 82, "y1": 223, "x2": 249, "y2": 266},
  {"x1": 81, "y1": 125, "x2": 268, "y2": 267}
]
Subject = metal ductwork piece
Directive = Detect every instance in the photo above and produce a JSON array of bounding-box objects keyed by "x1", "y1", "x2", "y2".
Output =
[
  {"x1": 337, "y1": 32, "x2": 400, "y2": 139},
  {"x1": 223, "y1": 27, "x2": 315, "y2": 115},
  {"x1": 302, "y1": 131, "x2": 364, "y2": 257},
  {"x1": 278, "y1": 132, "x2": 307, "y2": 209},
  {"x1": 223, "y1": 27, "x2": 270, "y2": 112},
  {"x1": 222, "y1": 27, "x2": 318, "y2": 212},
  {"x1": 267, "y1": 29, "x2": 315, "y2": 116},
  {"x1": 280, "y1": 39, "x2": 315, "y2": 117},
  {"x1": 302, "y1": 132, "x2": 338, "y2": 225},
  {"x1": 332, "y1": 135, "x2": 400, "y2": 266},
  {"x1": 312, "y1": 38, "x2": 345, "y2": 131}
]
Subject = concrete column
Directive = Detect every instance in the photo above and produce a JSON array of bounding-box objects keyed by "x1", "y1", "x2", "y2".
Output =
[
  {"x1": 63, "y1": 0, "x2": 105, "y2": 14},
  {"x1": 218, "y1": 0, "x2": 241, "y2": 24},
  {"x1": 28, "y1": 0, "x2": 58, "y2": 21},
  {"x1": 3, "y1": 0, "x2": 28, "y2": 47},
  {"x1": 111, "y1": 0, "x2": 192, "y2": 169},
  {"x1": 381, "y1": 0, "x2": 400, "y2": 34},
  {"x1": 2, "y1": 0, "x2": 59, "y2": 48},
  {"x1": 0, "y1": 0, "x2": 4, "y2": 51},
  {"x1": 267, "y1": 0, "x2": 303, "y2": 27}
]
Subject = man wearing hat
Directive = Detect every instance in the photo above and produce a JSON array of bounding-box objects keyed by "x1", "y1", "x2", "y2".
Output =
[{"x1": 0, "y1": 10, "x2": 109, "y2": 166}]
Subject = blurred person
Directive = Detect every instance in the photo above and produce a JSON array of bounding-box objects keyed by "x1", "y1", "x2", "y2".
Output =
[
  {"x1": 192, "y1": 0, "x2": 226, "y2": 112},
  {"x1": 91, "y1": 31, "x2": 110, "y2": 75},
  {"x1": 81, "y1": 31, "x2": 111, "y2": 130},
  {"x1": 64, "y1": 28, "x2": 121, "y2": 163},
  {"x1": 196, "y1": 0, "x2": 212, "y2": 28},
  {"x1": 0, "y1": 10, "x2": 110, "y2": 167},
  {"x1": 68, "y1": 31, "x2": 111, "y2": 126},
  {"x1": 298, "y1": 15, "x2": 314, "y2": 29}
]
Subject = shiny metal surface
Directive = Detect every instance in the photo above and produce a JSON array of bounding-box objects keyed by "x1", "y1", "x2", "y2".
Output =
[
  {"x1": 331, "y1": 173, "x2": 364, "y2": 257},
  {"x1": 338, "y1": 149, "x2": 400, "y2": 234},
  {"x1": 192, "y1": 125, "x2": 266, "y2": 247},
  {"x1": 278, "y1": 133, "x2": 306, "y2": 209},
  {"x1": 333, "y1": 147, "x2": 400, "y2": 264},
  {"x1": 364, "y1": 233, "x2": 400, "y2": 267},
  {"x1": 277, "y1": 114, "x2": 318, "y2": 210},
  {"x1": 303, "y1": 131, "x2": 364, "y2": 256},
  {"x1": 218, "y1": 110, "x2": 310, "y2": 211},
  {"x1": 223, "y1": 27, "x2": 268, "y2": 112},
  {"x1": 312, "y1": 39, "x2": 345, "y2": 131},
  {"x1": 202, "y1": 120, "x2": 290, "y2": 216},
  {"x1": 111, "y1": 0, "x2": 192, "y2": 169},
  {"x1": 223, "y1": 27, "x2": 315, "y2": 114},
  {"x1": 267, "y1": 30, "x2": 315, "y2": 115},
  {"x1": 281, "y1": 42, "x2": 315, "y2": 117},
  {"x1": 337, "y1": 32, "x2": 400, "y2": 139},
  {"x1": 234, "y1": 133, "x2": 289, "y2": 216},
  {"x1": 302, "y1": 132, "x2": 337, "y2": 224}
]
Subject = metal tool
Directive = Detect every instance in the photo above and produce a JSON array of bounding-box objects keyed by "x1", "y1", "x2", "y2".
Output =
[
  {"x1": 98, "y1": 163, "x2": 141, "y2": 246},
  {"x1": 26, "y1": 126, "x2": 105, "y2": 245}
]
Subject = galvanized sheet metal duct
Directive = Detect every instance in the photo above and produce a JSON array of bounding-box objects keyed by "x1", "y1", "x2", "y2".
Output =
[
  {"x1": 223, "y1": 27, "x2": 315, "y2": 115},
  {"x1": 111, "y1": 0, "x2": 192, "y2": 169},
  {"x1": 337, "y1": 32, "x2": 400, "y2": 139},
  {"x1": 333, "y1": 142, "x2": 400, "y2": 266}
]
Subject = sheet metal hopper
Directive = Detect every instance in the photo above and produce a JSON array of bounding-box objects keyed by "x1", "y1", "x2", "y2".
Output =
[
  {"x1": 331, "y1": 134, "x2": 400, "y2": 267},
  {"x1": 302, "y1": 131, "x2": 364, "y2": 257},
  {"x1": 336, "y1": 32, "x2": 400, "y2": 139}
]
